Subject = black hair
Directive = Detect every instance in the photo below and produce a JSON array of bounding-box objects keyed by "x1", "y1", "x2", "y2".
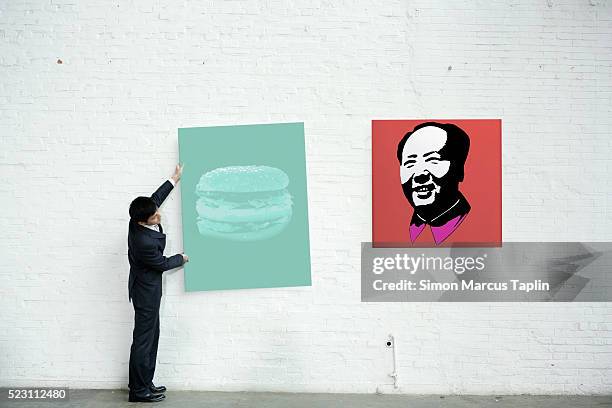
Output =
[
  {"x1": 129, "y1": 196, "x2": 157, "y2": 223},
  {"x1": 396, "y1": 121, "x2": 470, "y2": 181}
]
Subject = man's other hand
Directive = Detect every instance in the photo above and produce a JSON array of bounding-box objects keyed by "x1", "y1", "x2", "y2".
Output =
[
  {"x1": 171, "y1": 163, "x2": 184, "y2": 184},
  {"x1": 182, "y1": 254, "x2": 189, "y2": 264}
]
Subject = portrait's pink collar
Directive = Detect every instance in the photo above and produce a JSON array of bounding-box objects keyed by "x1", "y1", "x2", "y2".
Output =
[{"x1": 409, "y1": 214, "x2": 467, "y2": 245}]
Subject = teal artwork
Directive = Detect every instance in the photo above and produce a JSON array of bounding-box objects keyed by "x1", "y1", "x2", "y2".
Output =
[{"x1": 178, "y1": 123, "x2": 311, "y2": 292}]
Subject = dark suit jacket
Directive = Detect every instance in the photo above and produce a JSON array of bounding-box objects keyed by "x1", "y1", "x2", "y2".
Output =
[{"x1": 128, "y1": 180, "x2": 184, "y2": 304}]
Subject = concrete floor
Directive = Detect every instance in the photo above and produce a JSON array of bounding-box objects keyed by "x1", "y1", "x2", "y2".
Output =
[{"x1": 1, "y1": 390, "x2": 611, "y2": 408}]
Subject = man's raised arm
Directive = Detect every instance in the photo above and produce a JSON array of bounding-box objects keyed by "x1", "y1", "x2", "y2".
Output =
[{"x1": 150, "y1": 164, "x2": 183, "y2": 207}]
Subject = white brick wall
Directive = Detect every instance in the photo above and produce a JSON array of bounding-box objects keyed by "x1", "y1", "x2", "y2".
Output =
[{"x1": 1, "y1": 0, "x2": 611, "y2": 395}]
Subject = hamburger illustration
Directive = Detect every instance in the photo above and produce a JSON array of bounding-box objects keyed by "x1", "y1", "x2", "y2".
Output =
[{"x1": 195, "y1": 165, "x2": 293, "y2": 241}]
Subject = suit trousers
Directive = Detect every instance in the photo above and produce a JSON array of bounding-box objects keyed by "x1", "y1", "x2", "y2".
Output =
[{"x1": 128, "y1": 281, "x2": 162, "y2": 394}]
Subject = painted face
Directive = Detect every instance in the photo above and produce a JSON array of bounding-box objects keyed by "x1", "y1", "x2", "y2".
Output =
[{"x1": 400, "y1": 126, "x2": 452, "y2": 207}]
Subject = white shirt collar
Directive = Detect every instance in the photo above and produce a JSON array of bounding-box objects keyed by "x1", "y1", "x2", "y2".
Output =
[{"x1": 142, "y1": 223, "x2": 159, "y2": 232}]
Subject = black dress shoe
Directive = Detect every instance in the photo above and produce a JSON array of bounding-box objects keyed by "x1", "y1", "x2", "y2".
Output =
[
  {"x1": 150, "y1": 384, "x2": 167, "y2": 393},
  {"x1": 128, "y1": 392, "x2": 165, "y2": 402}
]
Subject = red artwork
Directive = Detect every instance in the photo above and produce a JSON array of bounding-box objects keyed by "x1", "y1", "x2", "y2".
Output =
[{"x1": 372, "y1": 119, "x2": 502, "y2": 247}]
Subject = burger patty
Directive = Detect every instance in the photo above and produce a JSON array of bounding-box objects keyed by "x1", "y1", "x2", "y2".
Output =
[
  {"x1": 196, "y1": 189, "x2": 292, "y2": 210},
  {"x1": 197, "y1": 215, "x2": 291, "y2": 233}
]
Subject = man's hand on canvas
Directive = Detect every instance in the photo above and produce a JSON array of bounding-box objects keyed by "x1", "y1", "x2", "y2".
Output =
[
  {"x1": 171, "y1": 163, "x2": 184, "y2": 184},
  {"x1": 182, "y1": 254, "x2": 189, "y2": 264}
]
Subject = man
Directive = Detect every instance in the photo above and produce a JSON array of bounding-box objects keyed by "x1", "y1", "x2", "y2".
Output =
[
  {"x1": 397, "y1": 122, "x2": 471, "y2": 245},
  {"x1": 127, "y1": 164, "x2": 189, "y2": 403}
]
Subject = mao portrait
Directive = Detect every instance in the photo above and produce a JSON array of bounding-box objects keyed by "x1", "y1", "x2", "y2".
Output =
[{"x1": 372, "y1": 119, "x2": 502, "y2": 247}]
